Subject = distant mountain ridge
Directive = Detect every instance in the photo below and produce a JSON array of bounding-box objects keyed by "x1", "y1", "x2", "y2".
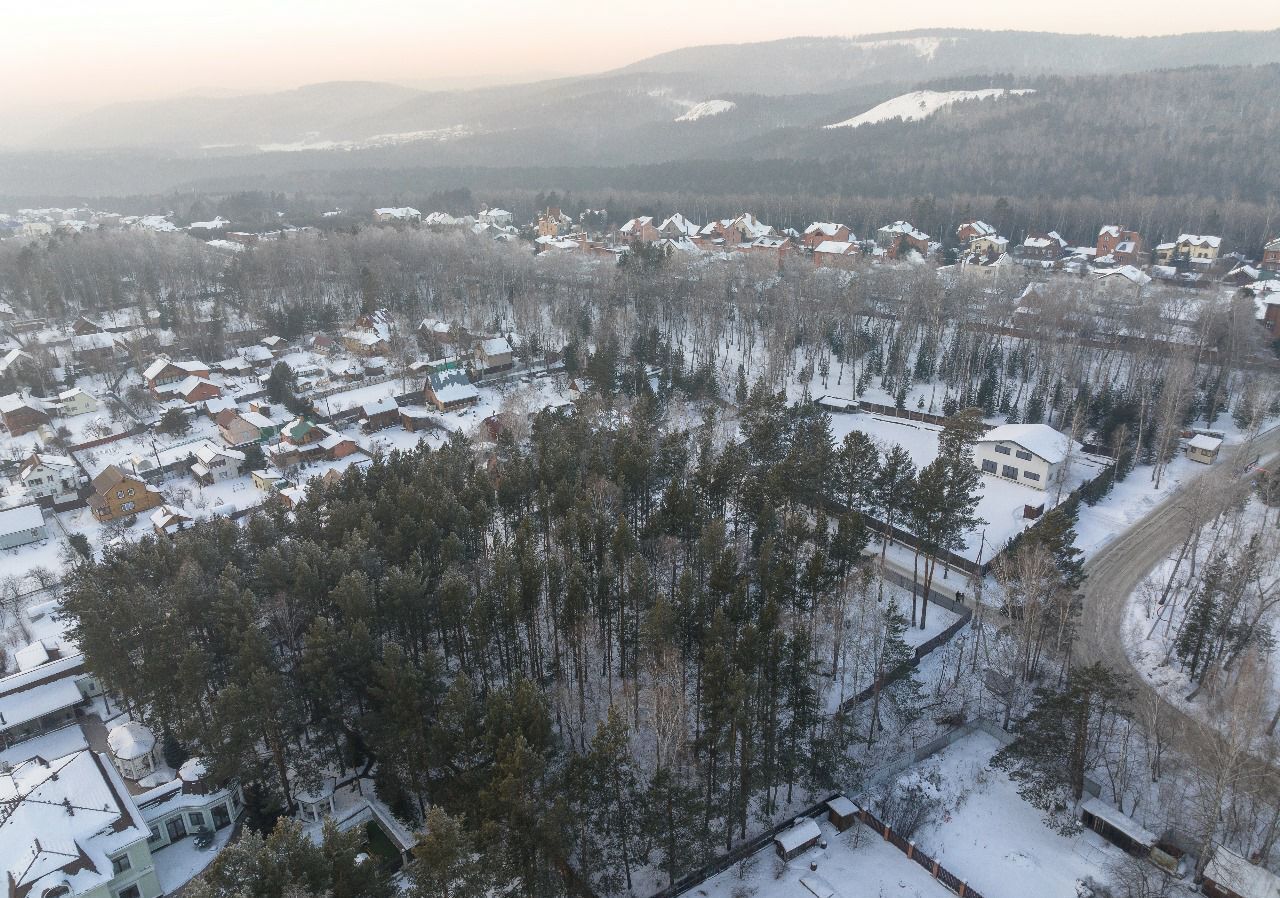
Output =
[{"x1": 27, "y1": 28, "x2": 1280, "y2": 152}]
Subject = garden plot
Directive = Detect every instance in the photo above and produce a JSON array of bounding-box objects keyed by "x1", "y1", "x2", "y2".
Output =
[
  {"x1": 881, "y1": 730, "x2": 1122, "y2": 898},
  {"x1": 828, "y1": 413, "x2": 1107, "y2": 562}
]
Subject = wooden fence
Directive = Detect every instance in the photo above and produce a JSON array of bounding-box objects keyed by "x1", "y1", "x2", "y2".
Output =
[{"x1": 853, "y1": 803, "x2": 986, "y2": 898}]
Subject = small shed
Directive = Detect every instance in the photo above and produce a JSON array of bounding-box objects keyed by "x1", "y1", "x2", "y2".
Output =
[
  {"x1": 825, "y1": 795, "x2": 858, "y2": 832},
  {"x1": 774, "y1": 817, "x2": 821, "y2": 861},
  {"x1": 1202, "y1": 844, "x2": 1280, "y2": 898},
  {"x1": 1187, "y1": 434, "x2": 1223, "y2": 465},
  {"x1": 1080, "y1": 797, "x2": 1156, "y2": 856}
]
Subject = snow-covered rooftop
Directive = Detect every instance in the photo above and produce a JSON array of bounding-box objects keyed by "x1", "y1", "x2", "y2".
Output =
[{"x1": 978, "y1": 423, "x2": 1074, "y2": 464}]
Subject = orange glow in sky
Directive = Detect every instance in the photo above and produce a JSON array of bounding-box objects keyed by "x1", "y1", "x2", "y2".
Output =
[{"x1": 4, "y1": 0, "x2": 1278, "y2": 113}]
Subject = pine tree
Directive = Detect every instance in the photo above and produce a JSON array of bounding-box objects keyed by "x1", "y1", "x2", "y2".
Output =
[{"x1": 409, "y1": 808, "x2": 489, "y2": 898}]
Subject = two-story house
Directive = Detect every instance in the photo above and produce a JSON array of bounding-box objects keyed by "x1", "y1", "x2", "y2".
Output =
[
  {"x1": 89, "y1": 465, "x2": 164, "y2": 521},
  {"x1": 216, "y1": 408, "x2": 278, "y2": 446},
  {"x1": 19, "y1": 452, "x2": 83, "y2": 505},
  {"x1": 57, "y1": 387, "x2": 99, "y2": 417},
  {"x1": 0, "y1": 392, "x2": 52, "y2": 436},
  {"x1": 956, "y1": 220, "x2": 997, "y2": 247},
  {"x1": 1095, "y1": 226, "x2": 1143, "y2": 265},
  {"x1": 972, "y1": 423, "x2": 1078, "y2": 491},
  {"x1": 803, "y1": 222, "x2": 853, "y2": 250},
  {"x1": 1260, "y1": 237, "x2": 1280, "y2": 280},
  {"x1": 190, "y1": 443, "x2": 245, "y2": 485},
  {"x1": 142, "y1": 358, "x2": 210, "y2": 395}
]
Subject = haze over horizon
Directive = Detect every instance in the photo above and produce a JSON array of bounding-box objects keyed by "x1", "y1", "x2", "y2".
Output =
[{"x1": 5, "y1": 0, "x2": 1279, "y2": 130}]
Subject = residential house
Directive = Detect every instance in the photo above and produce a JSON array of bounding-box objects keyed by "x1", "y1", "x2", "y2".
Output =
[
  {"x1": 813, "y1": 240, "x2": 861, "y2": 269},
  {"x1": 1263, "y1": 297, "x2": 1280, "y2": 338},
  {"x1": 425, "y1": 369, "x2": 480, "y2": 412},
  {"x1": 142, "y1": 357, "x2": 210, "y2": 395},
  {"x1": 151, "y1": 504, "x2": 195, "y2": 536},
  {"x1": 474, "y1": 336, "x2": 514, "y2": 373},
  {"x1": 0, "y1": 503, "x2": 47, "y2": 549},
  {"x1": 216, "y1": 409, "x2": 277, "y2": 445},
  {"x1": 0, "y1": 653, "x2": 103, "y2": 748},
  {"x1": 698, "y1": 213, "x2": 773, "y2": 248},
  {"x1": 657, "y1": 213, "x2": 699, "y2": 239},
  {"x1": 273, "y1": 418, "x2": 363, "y2": 465},
  {"x1": 972, "y1": 423, "x2": 1077, "y2": 490},
  {"x1": 342, "y1": 309, "x2": 392, "y2": 357},
  {"x1": 260, "y1": 334, "x2": 287, "y2": 353},
  {"x1": 135, "y1": 757, "x2": 243, "y2": 852},
  {"x1": 57, "y1": 387, "x2": 98, "y2": 417},
  {"x1": 241, "y1": 344, "x2": 274, "y2": 368},
  {"x1": 372, "y1": 206, "x2": 421, "y2": 224},
  {"x1": 0, "y1": 348, "x2": 35, "y2": 381},
  {"x1": 956, "y1": 219, "x2": 997, "y2": 247},
  {"x1": 1095, "y1": 226, "x2": 1143, "y2": 265},
  {"x1": 745, "y1": 234, "x2": 794, "y2": 265},
  {"x1": 803, "y1": 222, "x2": 853, "y2": 250},
  {"x1": 0, "y1": 392, "x2": 52, "y2": 435},
  {"x1": 477, "y1": 207, "x2": 514, "y2": 227},
  {"x1": 89, "y1": 464, "x2": 164, "y2": 521},
  {"x1": 536, "y1": 206, "x2": 574, "y2": 237},
  {"x1": 360, "y1": 396, "x2": 400, "y2": 432},
  {"x1": 618, "y1": 216, "x2": 659, "y2": 243},
  {"x1": 968, "y1": 234, "x2": 1009, "y2": 260},
  {"x1": 171, "y1": 376, "x2": 222, "y2": 404},
  {"x1": 1155, "y1": 234, "x2": 1223, "y2": 265},
  {"x1": 190, "y1": 443, "x2": 245, "y2": 484},
  {"x1": 876, "y1": 221, "x2": 931, "y2": 258},
  {"x1": 19, "y1": 453, "x2": 83, "y2": 505},
  {"x1": 71, "y1": 330, "x2": 120, "y2": 365},
  {"x1": 251, "y1": 468, "x2": 288, "y2": 491},
  {"x1": 0, "y1": 748, "x2": 164, "y2": 898},
  {"x1": 1018, "y1": 231, "x2": 1069, "y2": 262},
  {"x1": 1260, "y1": 237, "x2": 1280, "y2": 280}
]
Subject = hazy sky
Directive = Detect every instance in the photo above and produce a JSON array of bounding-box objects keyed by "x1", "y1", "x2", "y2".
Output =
[{"x1": 6, "y1": 0, "x2": 1279, "y2": 115}]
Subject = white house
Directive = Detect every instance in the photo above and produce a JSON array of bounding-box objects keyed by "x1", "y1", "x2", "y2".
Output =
[
  {"x1": 0, "y1": 748, "x2": 164, "y2": 898},
  {"x1": 972, "y1": 423, "x2": 1077, "y2": 490},
  {"x1": 57, "y1": 386, "x2": 99, "y2": 416},
  {"x1": 19, "y1": 452, "x2": 83, "y2": 504},
  {"x1": 191, "y1": 443, "x2": 245, "y2": 485}
]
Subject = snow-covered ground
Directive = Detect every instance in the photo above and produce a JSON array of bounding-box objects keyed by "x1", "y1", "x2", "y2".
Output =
[
  {"x1": 675, "y1": 99, "x2": 736, "y2": 122},
  {"x1": 152, "y1": 824, "x2": 234, "y2": 893},
  {"x1": 887, "y1": 730, "x2": 1123, "y2": 898},
  {"x1": 825, "y1": 89, "x2": 1034, "y2": 129},
  {"x1": 697, "y1": 816, "x2": 954, "y2": 898},
  {"x1": 1073, "y1": 455, "x2": 1198, "y2": 556},
  {"x1": 828, "y1": 412, "x2": 1107, "y2": 561}
]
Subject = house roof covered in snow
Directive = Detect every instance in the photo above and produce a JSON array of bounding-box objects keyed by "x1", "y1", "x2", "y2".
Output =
[
  {"x1": 1204, "y1": 844, "x2": 1280, "y2": 898},
  {"x1": 107, "y1": 721, "x2": 156, "y2": 761},
  {"x1": 0, "y1": 503, "x2": 44, "y2": 538},
  {"x1": 977, "y1": 423, "x2": 1075, "y2": 464},
  {"x1": 0, "y1": 749, "x2": 149, "y2": 898},
  {"x1": 774, "y1": 818, "x2": 821, "y2": 853}
]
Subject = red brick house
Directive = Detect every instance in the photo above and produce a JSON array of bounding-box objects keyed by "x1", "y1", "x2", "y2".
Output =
[
  {"x1": 802, "y1": 222, "x2": 852, "y2": 250},
  {"x1": 1096, "y1": 226, "x2": 1143, "y2": 265},
  {"x1": 956, "y1": 220, "x2": 996, "y2": 246},
  {"x1": 813, "y1": 240, "x2": 861, "y2": 269},
  {"x1": 1261, "y1": 237, "x2": 1280, "y2": 280},
  {"x1": 0, "y1": 394, "x2": 51, "y2": 436},
  {"x1": 618, "y1": 216, "x2": 660, "y2": 243}
]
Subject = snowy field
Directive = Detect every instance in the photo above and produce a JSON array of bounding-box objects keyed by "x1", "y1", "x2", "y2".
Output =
[
  {"x1": 828, "y1": 412, "x2": 1107, "y2": 561},
  {"x1": 697, "y1": 816, "x2": 954, "y2": 898},
  {"x1": 884, "y1": 730, "x2": 1122, "y2": 898}
]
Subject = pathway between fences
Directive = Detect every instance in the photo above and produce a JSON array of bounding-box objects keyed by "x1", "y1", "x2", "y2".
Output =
[{"x1": 648, "y1": 582, "x2": 974, "y2": 898}]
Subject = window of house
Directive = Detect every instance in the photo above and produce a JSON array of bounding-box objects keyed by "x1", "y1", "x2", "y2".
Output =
[
  {"x1": 111, "y1": 853, "x2": 131, "y2": 875},
  {"x1": 189, "y1": 811, "x2": 206, "y2": 829},
  {"x1": 1024, "y1": 471, "x2": 1041, "y2": 481},
  {"x1": 148, "y1": 825, "x2": 162, "y2": 844},
  {"x1": 981, "y1": 459, "x2": 997, "y2": 474},
  {"x1": 1002, "y1": 465, "x2": 1019, "y2": 479},
  {"x1": 116, "y1": 886, "x2": 141, "y2": 898},
  {"x1": 1015, "y1": 449, "x2": 1033, "y2": 461},
  {"x1": 995, "y1": 445, "x2": 1011, "y2": 455}
]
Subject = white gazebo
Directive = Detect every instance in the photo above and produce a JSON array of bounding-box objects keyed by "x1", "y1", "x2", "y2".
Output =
[{"x1": 106, "y1": 720, "x2": 158, "y2": 780}]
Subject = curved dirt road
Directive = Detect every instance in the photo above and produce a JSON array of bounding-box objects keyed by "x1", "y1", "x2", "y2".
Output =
[{"x1": 1077, "y1": 426, "x2": 1280, "y2": 745}]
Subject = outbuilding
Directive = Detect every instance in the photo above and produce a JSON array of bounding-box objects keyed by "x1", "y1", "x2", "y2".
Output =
[
  {"x1": 0, "y1": 503, "x2": 48, "y2": 549},
  {"x1": 825, "y1": 795, "x2": 858, "y2": 832},
  {"x1": 1202, "y1": 843, "x2": 1280, "y2": 898},
  {"x1": 1079, "y1": 797, "x2": 1156, "y2": 856},
  {"x1": 1187, "y1": 433, "x2": 1223, "y2": 465},
  {"x1": 774, "y1": 817, "x2": 821, "y2": 861}
]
